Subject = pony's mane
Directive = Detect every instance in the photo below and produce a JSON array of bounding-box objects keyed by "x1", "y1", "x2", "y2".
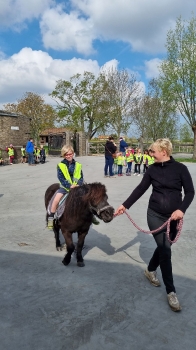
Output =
[{"x1": 65, "y1": 182, "x2": 107, "y2": 216}]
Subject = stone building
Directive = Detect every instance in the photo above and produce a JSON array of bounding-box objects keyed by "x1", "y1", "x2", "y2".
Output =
[
  {"x1": 0, "y1": 110, "x2": 31, "y2": 161},
  {"x1": 39, "y1": 128, "x2": 87, "y2": 156}
]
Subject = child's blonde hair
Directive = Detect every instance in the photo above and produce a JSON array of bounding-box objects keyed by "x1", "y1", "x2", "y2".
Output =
[
  {"x1": 61, "y1": 145, "x2": 74, "y2": 157},
  {"x1": 150, "y1": 138, "x2": 173, "y2": 156}
]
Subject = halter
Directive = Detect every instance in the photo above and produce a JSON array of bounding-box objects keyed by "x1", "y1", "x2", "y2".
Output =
[{"x1": 89, "y1": 204, "x2": 114, "y2": 216}]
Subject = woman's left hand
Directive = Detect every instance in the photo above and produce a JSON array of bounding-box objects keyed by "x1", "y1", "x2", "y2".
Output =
[{"x1": 170, "y1": 210, "x2": 184, "y2": 220}]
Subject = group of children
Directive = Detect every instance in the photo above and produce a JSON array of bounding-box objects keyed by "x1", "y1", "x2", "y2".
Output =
[
  {"x1": 21, "y1": 145, "x2": 46, "y2": 164},
  {"x1": 0, "y1": 144, "x2": 46, "y2": 165},
  {"x1": 113, "y1": 148, "x2": 155, "y2": 176}
]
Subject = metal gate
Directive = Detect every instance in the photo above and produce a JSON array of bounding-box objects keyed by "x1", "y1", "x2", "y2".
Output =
[{"x1": 48, "y1": 133, "x2": 66, "y2": 156}]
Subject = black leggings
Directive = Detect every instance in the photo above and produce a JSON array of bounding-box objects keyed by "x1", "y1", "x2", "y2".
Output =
[
  {"x1": 134, "y1": 164, "x2": 141, "y2": 174},
  {"x1": 147, "y1": 208, "x2": 177, "y2": 294}
]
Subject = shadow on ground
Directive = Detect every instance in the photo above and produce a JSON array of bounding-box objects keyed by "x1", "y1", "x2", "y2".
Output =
[{"x1": 0, "y1": 249, "x2": 196, "y2": 350}]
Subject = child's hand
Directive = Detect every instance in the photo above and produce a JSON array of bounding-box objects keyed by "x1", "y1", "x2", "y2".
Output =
[{"x1": 71, "y1": 184, "x2": 79, "y2": 188}]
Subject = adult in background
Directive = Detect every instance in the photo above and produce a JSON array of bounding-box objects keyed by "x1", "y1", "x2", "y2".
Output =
[
  {"x1": 119, "y1": 137, "x2": 128, "y2": 155},
  {"x1": 6, "y1": 144, "x2": 14, "y2": 165},
  {"x1": 26, "y1": 138, "x2": 35, "y2": 166},
  {"x1": 114, "y1": 138, "x2": 195, "y2": 312},
  {"x1": 104, "y1": 136, "x2": 117, "y2": 178}
]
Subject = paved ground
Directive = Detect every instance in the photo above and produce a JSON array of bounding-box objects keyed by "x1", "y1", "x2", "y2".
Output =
[{"x1": 0, "y1": 156, "x2": 196, "y2": 350}]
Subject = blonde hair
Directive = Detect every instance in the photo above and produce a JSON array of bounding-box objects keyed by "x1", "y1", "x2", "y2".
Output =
[
  {"x1": 150, "y1": 138, "x2": 173, "y2": 156},
  {"x1": 61, "y1": 145, "x2": 74, "y2": 157}
]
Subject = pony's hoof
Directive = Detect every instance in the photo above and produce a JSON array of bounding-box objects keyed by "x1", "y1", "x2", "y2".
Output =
[
  {"x1": 62, "y1": 259, "x2": 70, "y2": 266},
  {"x1": 56, "y1": 247, "x2": 62, "y2": 252},
  {"x1": 77, "y1": 261, "x2": 85, "y2": 267}
]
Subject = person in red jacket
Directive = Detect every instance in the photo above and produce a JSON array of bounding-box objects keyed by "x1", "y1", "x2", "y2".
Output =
[{"x1": 114, "y1": 138, "x2": 195, "y2": 312}]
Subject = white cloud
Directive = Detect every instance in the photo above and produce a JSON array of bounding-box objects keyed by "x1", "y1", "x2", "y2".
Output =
[
  {"x1": 40, "y1": 5, "x2": 96, "y2": 55},
  {"x1": 100, "y1": 59, "x2": 119, "y2": 72},
  {"x1": 144, "y1": 58, "x2": 162, "y2": 79},
  {"x1": 0, "y1": 48, "x2": 100, "y2": 104},
  {"x1": 0, "y1": 0, "x2": 53, "y2": 28},
  {"x1": 38, "y1": 0, "x2": 196, "y2": 54}
]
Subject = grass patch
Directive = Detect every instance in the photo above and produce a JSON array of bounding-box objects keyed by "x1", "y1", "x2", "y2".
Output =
[{"x1": 175, "y1": 158, "x2": 196, "y2": 163}]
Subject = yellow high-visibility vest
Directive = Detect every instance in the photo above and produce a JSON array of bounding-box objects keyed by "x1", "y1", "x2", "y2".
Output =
[
  {"x1": 143, "y1": 154, "x2": 148, "y2": 164},
  {"x1": 8, "y1": 148, "x2": 14, "y2": 156},
  {"x1": 125, "y1": 153, "x2": 134, "y2": 162},
  {"x1": 117, "y1": 156, "x2": 125, "y2": 166},
  {"x1": 147, "y1": 155, "x2": 154, "y2": 165},
  {"x1": 134, "y1": 153, "x2": 142, "y2": 163},
  {"x1": 58, "y1": 162, "x2": 82, "y2": 191}
]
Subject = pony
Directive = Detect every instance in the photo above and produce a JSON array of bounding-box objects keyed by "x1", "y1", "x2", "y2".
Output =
[{"x1": 45, "y1": 182, "x2": 114, "y2": 267}]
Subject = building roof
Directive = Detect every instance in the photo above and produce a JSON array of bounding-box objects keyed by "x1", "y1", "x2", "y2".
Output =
[
  {"x1": 40, "y1": 127, "x2": 70, "y2": 136},
  {"x1": 98, "y1": 135, "x2": 109, "y2": 139},
  {"x1": 0, "y1": 110, "x2": 30, "y2": 119}
]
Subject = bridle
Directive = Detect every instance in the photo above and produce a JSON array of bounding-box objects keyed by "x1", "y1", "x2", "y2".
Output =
[{"x1": 89, "y1": 204, "x2": 114, "y2": 216}]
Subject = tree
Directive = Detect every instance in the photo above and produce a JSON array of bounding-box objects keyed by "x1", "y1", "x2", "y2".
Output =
[
  {"x1": 132, "y1": 79, "x2": 179, "y2": 144},
  {"x1": 159, "y1": 15, "x2": 196, "y2": 158},
  {"x1": 50, "y1": 72, "x2": 111, "y2": 140},
  {"x1": 4, "y1": 92, "x2": 56, "y2": 142},
  {"x1": 180, "y1": 123, "x2": 194, "y2": 142},
  {"x1": 103, "y1": 68, "x2": 141, "y2": 137}
]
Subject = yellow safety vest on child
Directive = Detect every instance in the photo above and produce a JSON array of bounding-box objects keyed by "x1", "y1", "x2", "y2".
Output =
[
  {"x1": 117, "y1": 156, "x2": 125, "y2": 166},
  {"x1": 58, "y1": 162, "x2": 82, "y2": 191},
  {"x1": 7, "y1": 147, "x2": 14, "y2": 156},
  {"x1": 147, "y1": 155, "x2": 155, "y2": 166}
]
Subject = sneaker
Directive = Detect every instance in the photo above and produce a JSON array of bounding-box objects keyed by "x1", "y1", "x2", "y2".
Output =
[
  {"x1": 104, "y1": 175, "x2": 109, "y2": 178},
  {"x1": 47, "y1": 217, "x2": 54, "y2": 229},
  {"x1": 144, "y1": 269, "x2": 161, "y2": 287},
  {"x1": 167, "y1": 292, "x2": 182, "y2": 312},
  {"x1": 133, "y1": 173, "x2": 137, "y2": 176},
  {"x1": 137, "y1": 174, "x2": 140, "y2": 176},
  {"x1": 109, "y1": 176, "x2": 116, "y2": 178}
]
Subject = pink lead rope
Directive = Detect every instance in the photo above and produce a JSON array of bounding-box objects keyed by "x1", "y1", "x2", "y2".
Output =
[{"x1": 123, "y1": 211, "x2": 183, "y2": 244}]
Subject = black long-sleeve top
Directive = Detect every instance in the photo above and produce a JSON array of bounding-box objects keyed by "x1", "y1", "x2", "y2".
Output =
[
  {"x1": 105, "y1": 140, "x2": 117, "y2": 157},
  {"x1": 123, "y1": 157, "x2": 195, "y2": 216}
]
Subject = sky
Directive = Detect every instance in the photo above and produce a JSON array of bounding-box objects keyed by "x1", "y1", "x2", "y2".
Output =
[{"x1": 0, "y1": 0, "x2": 196, "y2": 109}]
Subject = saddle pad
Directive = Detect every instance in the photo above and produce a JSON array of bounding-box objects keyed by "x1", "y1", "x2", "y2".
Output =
[{"x1": 47, "y1": 191, "x2": 68, "y2": 219}]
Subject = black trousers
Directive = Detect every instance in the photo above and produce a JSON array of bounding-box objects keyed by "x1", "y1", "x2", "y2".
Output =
[{"x1": 147, "y1": 208, "x2": 178, "y2": 294}]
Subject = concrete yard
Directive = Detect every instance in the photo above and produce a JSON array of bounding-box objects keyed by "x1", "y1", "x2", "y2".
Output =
[{"x1": 0, "y1": 156, "x2": 196, "y2": 350}]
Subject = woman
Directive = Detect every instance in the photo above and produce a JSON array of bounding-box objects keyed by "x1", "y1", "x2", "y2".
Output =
[
  {"x1": 104, "y1": 136, "x2": 117, "y2": 178},
  {"x1": 115, "y1": 138, "x2": 195, "y2": 312}
]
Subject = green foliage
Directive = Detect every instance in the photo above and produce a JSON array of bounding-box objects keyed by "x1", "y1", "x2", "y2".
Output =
[
  {"x1": 180, "y1": 123, "x2": 194, "y2": 142},
  {"x1": 159, "y1": 15, "x2": 196, "y2": 157},
  {"x1": 104, "y1": 68, "x2": 141, "y2": 137},
  {"x1": 50, "y1": 71, "x2": 110, "y2": 140},
  {"x1": 175, "y1": 158, "x2": 196, "y2": 163},
  {"x1": 132, "y1": 79, "x2": 179, "y2": 141},
  {"x1": 4, "y1": 92, "x2": 56, "y2": 142},
  {"x1": 50, "y1": 69, "x2": 141, "y2": 139}
]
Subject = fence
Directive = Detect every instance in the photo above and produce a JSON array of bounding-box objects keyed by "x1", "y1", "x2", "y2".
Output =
[
  {"x1": 173, "y1": 144, "x2": 193, "y2": 153},
  {"x1": 87, "y1": 141, "x2": 194, "y2": 155}
]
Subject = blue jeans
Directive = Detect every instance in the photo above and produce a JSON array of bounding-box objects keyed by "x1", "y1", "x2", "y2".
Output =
[
  {"x1": 126, "y1": 162, "x2": 132, "y2": 173},
  {"x1": 28, "y1": 152, "x2": 34, "y2": 165},
  {"x1": 104, "y1": 156, "x2": 114, "y2": 176},
  {"x1": 118, "y1": 165, "x2": 123, "y2": 175}
]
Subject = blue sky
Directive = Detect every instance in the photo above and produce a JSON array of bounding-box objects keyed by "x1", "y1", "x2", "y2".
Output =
[{"x1": 0, "y1": 0, "x2": 196, "y2": 108}]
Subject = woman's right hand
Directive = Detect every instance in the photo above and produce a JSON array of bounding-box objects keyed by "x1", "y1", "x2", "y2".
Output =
[{"x1": 114, "y1": 205, "x2": 126, "y2": 216}]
